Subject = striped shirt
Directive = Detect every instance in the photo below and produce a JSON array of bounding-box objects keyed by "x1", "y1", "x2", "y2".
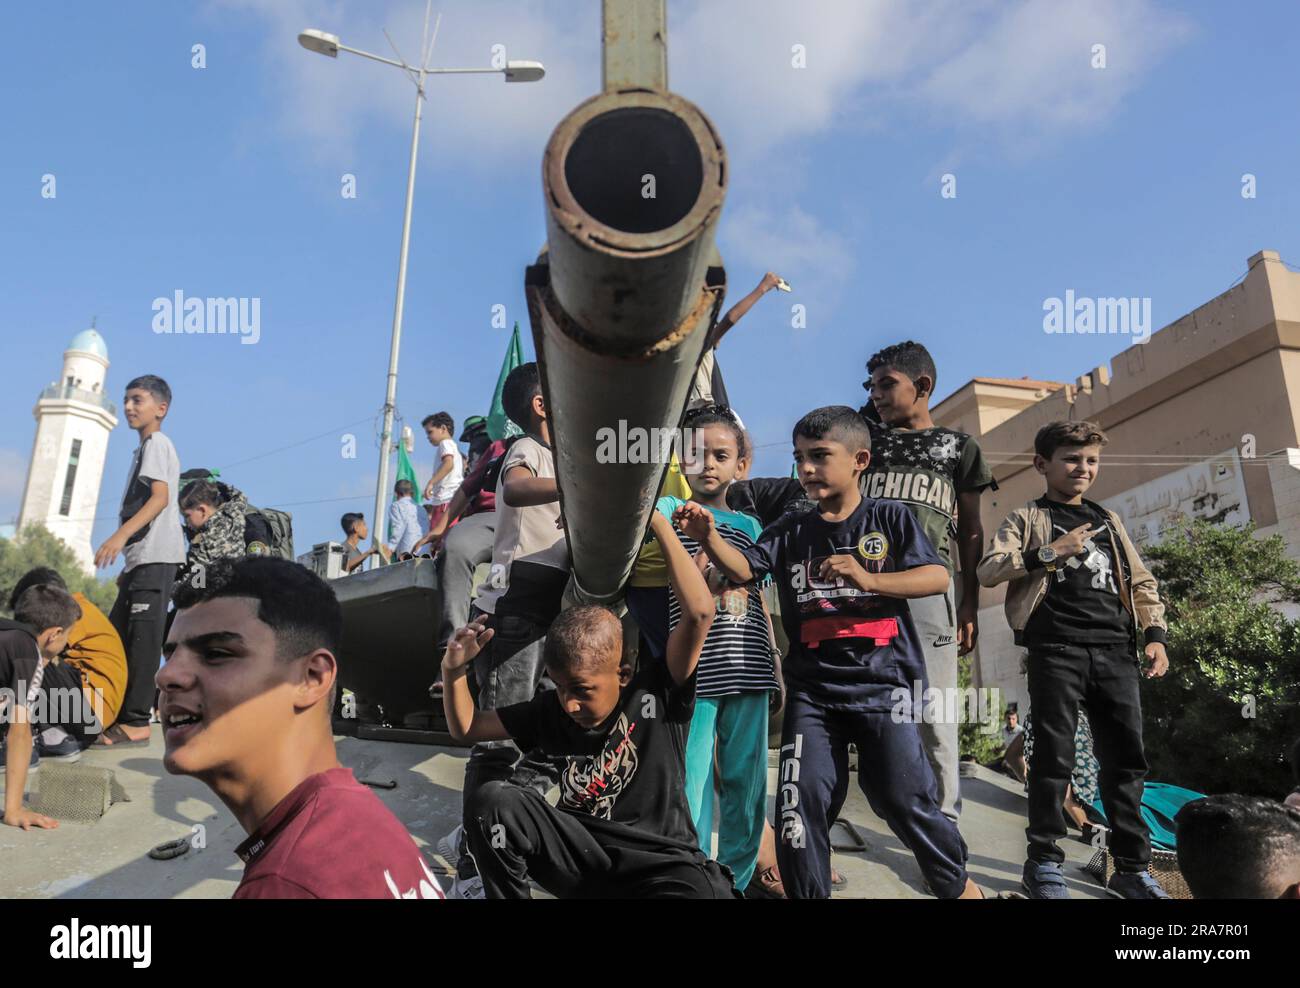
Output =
[{"x1": 659, "y1": 496, "x2": 778, "y2": 698}]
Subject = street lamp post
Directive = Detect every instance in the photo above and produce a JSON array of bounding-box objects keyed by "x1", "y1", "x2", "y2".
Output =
[{"x1": 299, "y1": 12, "x2": 543, "y2": 566}]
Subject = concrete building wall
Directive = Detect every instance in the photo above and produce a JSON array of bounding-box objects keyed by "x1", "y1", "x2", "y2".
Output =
[{"x1": 1258, "y1": 449, "x2": 1300, "y2": 560}]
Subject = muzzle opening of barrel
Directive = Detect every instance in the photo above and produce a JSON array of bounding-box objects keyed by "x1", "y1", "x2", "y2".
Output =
[{"x1": 561, "y1": 107, "x2": 704, "y2": 235}]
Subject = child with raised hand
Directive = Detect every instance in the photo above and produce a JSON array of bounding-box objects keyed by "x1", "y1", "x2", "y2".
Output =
[
  {"x1": 658, "y1": 404, "x2": 778, "y2": 895},
  {"x1": 678, "y1": 405, "x2": 981, "y2": 899},
  {"x1": 442, "y1": 509, "x2": 734, "y2": 899}
]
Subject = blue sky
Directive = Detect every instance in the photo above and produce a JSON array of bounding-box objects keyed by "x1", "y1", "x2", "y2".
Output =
[{"x1": 2, "y1": 0, "x2": 1298, "y2": 573}]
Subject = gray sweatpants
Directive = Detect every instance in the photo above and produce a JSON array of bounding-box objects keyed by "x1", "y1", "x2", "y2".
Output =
[
  {"x1": 435, "y1": 510, "x2": 496, "y2": 651},
  {"x1": 909, "y1": 586, "x2": 961, "y2": 824}
]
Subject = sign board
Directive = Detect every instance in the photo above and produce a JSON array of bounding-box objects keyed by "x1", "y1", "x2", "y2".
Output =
[{"x1": 1104, "y1": 450, "x2": 1250, "y2": 547}]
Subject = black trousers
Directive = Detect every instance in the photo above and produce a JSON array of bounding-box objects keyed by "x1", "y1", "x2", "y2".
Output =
[
  {"x1": 38, "y1": 661, "x2": 102, "y2": 746},
  {"x1": 465, "y1": 781, "x2": 737, "y2": 899},
  {"x1": 109, "y1": 562, "x2": 177, "y2": 728},
  {"x1": 1025, "y1": 641, "x2": 1150, "y2": 872}
]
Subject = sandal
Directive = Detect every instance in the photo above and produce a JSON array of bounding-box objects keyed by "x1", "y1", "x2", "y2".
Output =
[
  {"x1": 745, "y1": 865, "x2": 787, "y2": 899},
  {"x1": 92, "y1": 724, "x2": 151, "y2": 748}
]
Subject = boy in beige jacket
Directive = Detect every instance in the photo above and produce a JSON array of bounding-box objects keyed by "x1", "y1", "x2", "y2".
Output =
[{"x1": 977, "y1": 420, "x2": 1170, "y2": 900}]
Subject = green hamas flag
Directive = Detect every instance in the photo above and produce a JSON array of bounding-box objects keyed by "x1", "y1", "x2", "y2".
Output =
[
  {"x1": 487, "y1": 324, "x2": 525, "y2": 441},
  {"x1": 389, "y1": 441, "x2": 421, "y2": 541}
]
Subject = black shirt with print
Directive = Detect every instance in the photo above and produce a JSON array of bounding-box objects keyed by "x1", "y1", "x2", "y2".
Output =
[
  {"x1": 1023, "y1": 498, "x2": 1132, "y2": 645},
  {"x1": 860, "y1": 419, "x2": 994, "y2": 574},
  {"x1": 739, "y1": 498, "x2": 944, "y2": 711},
  {"x1": 496, "y1": 660, "x2": 699, "y2": 851}
]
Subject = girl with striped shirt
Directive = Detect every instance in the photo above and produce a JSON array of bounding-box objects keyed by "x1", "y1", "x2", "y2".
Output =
[{"x1": 659, "y1": 405, "x2": 778, "y2": 893}]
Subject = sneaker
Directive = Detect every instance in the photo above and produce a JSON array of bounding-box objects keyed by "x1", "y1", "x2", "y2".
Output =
[
  {"x1": 444, "y1": 873, "x2": 486, "y2": 900},
  {"x1": 437, "y1": 823, "x2": 484, "y2": 898},
  {"x1": 437, "y1": 824, "x2": 468, "y2": 865},
  {"x1": 37, "y1": 735, "x2": 82, "y2": 764},
  {"x1": 0, "y1": 741, "x2": 40, "y2": 776},
  {"x1": 1107, "y1": 870, "x2": 1170, "y2": 900},
  {"x1": 1021, "y1": 860, "x2": 1071, "y2": 899},
  {"x1": 743, "y1": 866, "x2": 786, "y2": 899}
]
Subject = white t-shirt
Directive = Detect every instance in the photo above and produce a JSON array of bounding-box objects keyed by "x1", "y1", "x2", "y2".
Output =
[
  {"x1": 426, "y1": 438, "x2": 464, "y2": 505},
  {"x1": 121, "y1": 431, "x2": 187, "y2": 571},
  {"x1": 473, "y1": 436, "x2": 569, "y2": 616}
]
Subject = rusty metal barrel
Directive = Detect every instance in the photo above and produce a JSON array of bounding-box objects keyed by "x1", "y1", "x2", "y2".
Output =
[{"x1": 527, "y1": 57, "x2": 728, "y2": 602}]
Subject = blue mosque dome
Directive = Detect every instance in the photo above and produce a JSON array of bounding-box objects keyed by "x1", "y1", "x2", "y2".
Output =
[{"x1": 67, "y1": 328, "x2": 109, "y2": 359}]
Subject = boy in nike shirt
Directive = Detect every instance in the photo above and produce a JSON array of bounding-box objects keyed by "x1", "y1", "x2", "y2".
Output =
[
  {"x1": 861, "y1": 341, "x2": 994, "y2": 824},
  {"x1": 681, "y1": 405, "x2": 980, "y2": 899}
]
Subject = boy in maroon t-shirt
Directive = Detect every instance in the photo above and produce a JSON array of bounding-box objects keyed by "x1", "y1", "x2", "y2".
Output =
[{"x1": 160, "y1": 557, "x2": 442, "y2": 899}]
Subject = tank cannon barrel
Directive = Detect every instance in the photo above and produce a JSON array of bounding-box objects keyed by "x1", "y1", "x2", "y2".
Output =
[{"x1": 528, "y1": 72, "x2": 727, "y2": 602}]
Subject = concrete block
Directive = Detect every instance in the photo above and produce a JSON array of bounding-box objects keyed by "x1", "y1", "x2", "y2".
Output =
[{"x1": 29, "y1": 763, "x2": 129, "y2": 824}]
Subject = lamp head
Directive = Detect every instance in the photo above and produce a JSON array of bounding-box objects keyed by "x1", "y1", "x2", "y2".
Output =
[
  {"x1": 298, "y1": 29, "x2": 340, "y2": 57},
  {"x1": 505, "y1": 59, "x2": 545, "y2": 83}
]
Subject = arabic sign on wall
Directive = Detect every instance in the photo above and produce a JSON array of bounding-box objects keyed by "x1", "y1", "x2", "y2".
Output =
[{"x1": 1104, "y1": 451, "x2": 1250, "y2": 547}]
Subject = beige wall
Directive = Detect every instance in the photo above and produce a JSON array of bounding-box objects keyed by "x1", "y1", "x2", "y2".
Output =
[{"x1": 1258, "y1": 449, "x2": 1300, "y2": 562}]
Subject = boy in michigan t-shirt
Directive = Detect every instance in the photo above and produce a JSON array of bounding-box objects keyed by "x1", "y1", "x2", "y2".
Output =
[
  {"x1": 680, "y1": 406, "x2": 980, "y2": 900},
  {"x1": 860, "y1": 340, "x2": 995, "y2": 824}
]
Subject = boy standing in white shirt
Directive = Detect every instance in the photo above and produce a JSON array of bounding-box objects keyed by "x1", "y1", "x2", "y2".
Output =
[
  {"x1": 421, "y1": 412, "x2": 464, "y2": 532},
  {"x1": 94, "y1": 374, "x2": 186, "y2": 747}
]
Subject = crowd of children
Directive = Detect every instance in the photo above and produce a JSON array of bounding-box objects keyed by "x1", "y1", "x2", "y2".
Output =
[{"x1": 2, "y1": 315, "x2": 1297, "y2": 902}]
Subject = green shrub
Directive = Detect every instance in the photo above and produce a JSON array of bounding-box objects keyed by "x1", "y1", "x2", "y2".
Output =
[
  {"x1": 0, "y1": 524, "x2": 117, "y2": 617},
  {"x1": 959, "y1": 653, "x2": 1005, "y2": 763},
  {"x1": 1142, "y1": 520, "x2": 1300, "y2": 797}
]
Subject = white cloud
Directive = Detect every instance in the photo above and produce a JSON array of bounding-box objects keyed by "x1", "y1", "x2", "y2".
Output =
[
  {"x1": 218, "y1": 0, "x2": 1194, "y2": 323},
  {"x1": 215, "y1": 0, "x2": 596, "y2": 166},
  {"x1": 672, "y1": 0, "x2": 1194, "y2": 302},
  {"x1": 719, "y1": 203, "x2": 853, "y2": 309},
  {"x1": 672, "y1": 0, "x2": 949, "y2": 157},
  {"x1": 917, "y1": 0, "x2": 1196, "y2": 132},
  {"x1": 225, "y1": 0, "x2": 1193, "y2": 169},
  {"x1": 670, "y1": 0, "x2": 1194, "y2": 159}
]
